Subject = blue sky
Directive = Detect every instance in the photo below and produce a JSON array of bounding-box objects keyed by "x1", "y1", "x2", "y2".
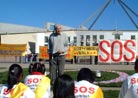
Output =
[{"x1": 0, "y1": 0, "x2": 138, "y2": 30}]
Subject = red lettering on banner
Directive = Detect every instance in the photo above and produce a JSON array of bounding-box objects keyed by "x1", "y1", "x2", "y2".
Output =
[
  {"x1": 99, "y1": 40, "x2": 136, "y2": 63},
  {"x1": 124, "y1": 40, "x2": 135, "y2": 61},
  {"x1": 99, "y1": 40, "x2": 110, "y2": 62},
  {"x1": 111, "y1": 40, "x2": 123, "y2": 62}
]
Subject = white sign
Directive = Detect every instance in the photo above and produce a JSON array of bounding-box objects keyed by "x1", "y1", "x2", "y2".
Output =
[{"x1": 98, "y1": 40, "x2": 136, "y2": 63}]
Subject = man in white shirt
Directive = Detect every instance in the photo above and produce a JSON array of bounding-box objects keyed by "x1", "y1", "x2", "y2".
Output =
[
  {"x1": 48, "y1": 24, "x2": 68, "y2": 85},
  {"x1": 118, "y1": 59, "x2": 138, "y2": 98}
]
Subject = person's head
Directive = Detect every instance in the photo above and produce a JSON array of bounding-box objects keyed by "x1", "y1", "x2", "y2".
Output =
[
  {"x1": 7, "y1": 64, "x2": 23, "y2": 90},
  {"x1": 28, "y1": 62, "x2": 46, "y2": 74},
  {"x1": 54, "y1": 24, "x2": 62, "y2": 35},
  {"x1": 134, "y1": 59, "x2": 138, "y2": 72},
  {"x1": 77, "y1": 68, "x2": 96, "y2": 83},
  {"x1": 53, "y1": 74, "x2": 75, "y2": 98}
]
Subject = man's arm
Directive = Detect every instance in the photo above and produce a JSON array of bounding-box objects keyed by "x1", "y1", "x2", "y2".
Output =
[
  {"x1": 63, "y1": 34, "x2": 69, "y2": 54},
  {"x1": 48, "y1": 35, "x2": 52, "y2": 54},
  {"x1": 118, "y1": 78, "x2": 128, "y2": 98}
]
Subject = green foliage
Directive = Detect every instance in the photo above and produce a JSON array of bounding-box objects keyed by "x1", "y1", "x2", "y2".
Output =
[
  {"x1": 95, "y1": 71, "x2": 119, "y2": 81},
  {"x1": 123, "y1": 70, "x2": 135, "y2": 75},
  {"x1": 0, "y1": 71, "x2": 8, "y2": 84},
  {"x1": 0, "y1": 68, "x2": 134, "y2": 87},
  {"x1": 103, "y1": 90, "x2": 119, "y2": 98},
  {"x1": 0, "y1": 68, "x2": 133, "y2": 98},
  {"x1": 65, "y1": 70, "x2": 123, "y2": 87},
  {"x1": 0, "y1": 69, "x2": 133, "y2": 86},
  {"x1": 65, "y1": 71, "x2": 78, "y2": 80}
]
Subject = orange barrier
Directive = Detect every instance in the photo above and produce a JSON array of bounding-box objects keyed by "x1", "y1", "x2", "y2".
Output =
[
  {"x1": 39, "y1": 46, "x2": 74, "y2": 60},
  {"x1": 0, "y1": 43, "x2": 27, "y2": 56},
  {"x1": 73, "y1": 46, "x2": 98, "y2": 56},
  {"x1": 39, "y1": 46, "x2": 98, "y2": 60},
  {"x1": 39, "y1": 46, "x2": 49, "y2": 59}
]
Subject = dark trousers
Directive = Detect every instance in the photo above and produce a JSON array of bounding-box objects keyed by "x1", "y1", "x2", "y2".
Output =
[
  {"x1": 49, "y1": 54, "x2": 65, "y2": 84},
  {"x1": 95, "y1": 56, "x2": 98, "y2": 64}
]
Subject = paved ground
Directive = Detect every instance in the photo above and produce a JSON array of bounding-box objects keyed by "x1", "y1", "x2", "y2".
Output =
[
  {"x1": 0, "y1": 62, "x2": 134, "y2": 98},
  {"x1": 0, "y1": 62, "x2": 134, "y2": 71}
]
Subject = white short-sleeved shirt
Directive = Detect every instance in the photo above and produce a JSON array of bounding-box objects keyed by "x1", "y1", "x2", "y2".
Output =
[
  {"x1": 119, "y1": 73, "x2": 138, "y2": 98},
  {"x1": 75, "y1": 80, "x2": 103, "y2": 98},
  {"x1": 24, "y1": 72, "x2": 50, "y2": 98},
  {"x1": 0, "y1": 83, "x2": 35, "y2": 98}
]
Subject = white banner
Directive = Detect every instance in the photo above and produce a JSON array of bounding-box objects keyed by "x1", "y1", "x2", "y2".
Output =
[{"x1": 98, "y1": 40, "x2": 136, "y2": 63}]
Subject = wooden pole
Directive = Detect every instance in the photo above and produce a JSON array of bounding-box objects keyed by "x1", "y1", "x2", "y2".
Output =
[{"x1": 0, "y1": 35, "x2": 1, "y2": 45}]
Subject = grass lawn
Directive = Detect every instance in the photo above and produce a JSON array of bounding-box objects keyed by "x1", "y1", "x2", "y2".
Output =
[
  {"x1": 0, "y1": 68, "x2": 134, "y2": 98},
  {"x1": 103, "y1": 90, "x2": 119, "y2": 98}
]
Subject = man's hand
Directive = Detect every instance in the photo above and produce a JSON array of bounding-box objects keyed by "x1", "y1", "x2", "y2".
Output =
[{"x1": 57, "y1": 50, "x2": 64, "y2": 54}]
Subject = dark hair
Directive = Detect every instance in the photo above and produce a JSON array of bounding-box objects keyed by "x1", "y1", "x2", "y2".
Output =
[
  {"x1": 28, "y1": 62, "x2": 46, "y2": 74},
  {"x1": 53, "y1": 74, "x2": 75, "y2": 98},
  {"x1": 7, "y1": 64, "x2": 23, "y2": 90},
  {"x1": 134, "y1": 59, "x2": 138, "y2": 72},
  {"x1": 54, "y1": 24, "x2": 57, "y2": 30},
  {"x1": 77, "y1": 68, "x2": 96, "y2": 83}
]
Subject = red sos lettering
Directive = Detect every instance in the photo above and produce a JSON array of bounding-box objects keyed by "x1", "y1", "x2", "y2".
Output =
[
  {"x1": 74, "y1": 86, "x2": 95, "y2": 94},
  {"x1": 99, "y1": 40, "x2": 136, "y2": 63},
  {"x1": 3, "y1": 88, "x2": 10, "y2": 95},
  {"x1": 27, "y1": 78, "x2": 41, "y2": 84},
  {"x1": 99, "y1": 40, "x2": 110, "y2": 62},
  {"x1": 111, "y1": 40, "x2": 123, "y2": 62},
  {"x1": 124, "y1": 40, "x2": 135, "y2": 61},
  {"x1": 131, "y1": 78, "x2": 138, "y2": 84}
]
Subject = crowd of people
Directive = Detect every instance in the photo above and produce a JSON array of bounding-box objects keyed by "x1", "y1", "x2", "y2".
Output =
[
  {"x1": 0, "y1": 62, "x2": 104, "y2": 98},
  {"x1": 0, "y1": 24, "x2": 137, "y2": 98},
  {"x1": 0, "y1": 59, "x2": 138, "y2": 98},
  {"x1": 1, "y1": 60, "x2": 138, "y2": 98}
]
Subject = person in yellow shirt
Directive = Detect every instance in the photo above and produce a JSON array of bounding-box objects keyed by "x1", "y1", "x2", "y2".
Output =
[
  {"x1": 75, "y1": 68, "x2": 104, "y2": 98},
  {"x1": 0, "y1": 63, "x2": 35, "y2": 98},
  {"x1": 24, "y1": 62, "x2": 51, "y2": 98}
]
